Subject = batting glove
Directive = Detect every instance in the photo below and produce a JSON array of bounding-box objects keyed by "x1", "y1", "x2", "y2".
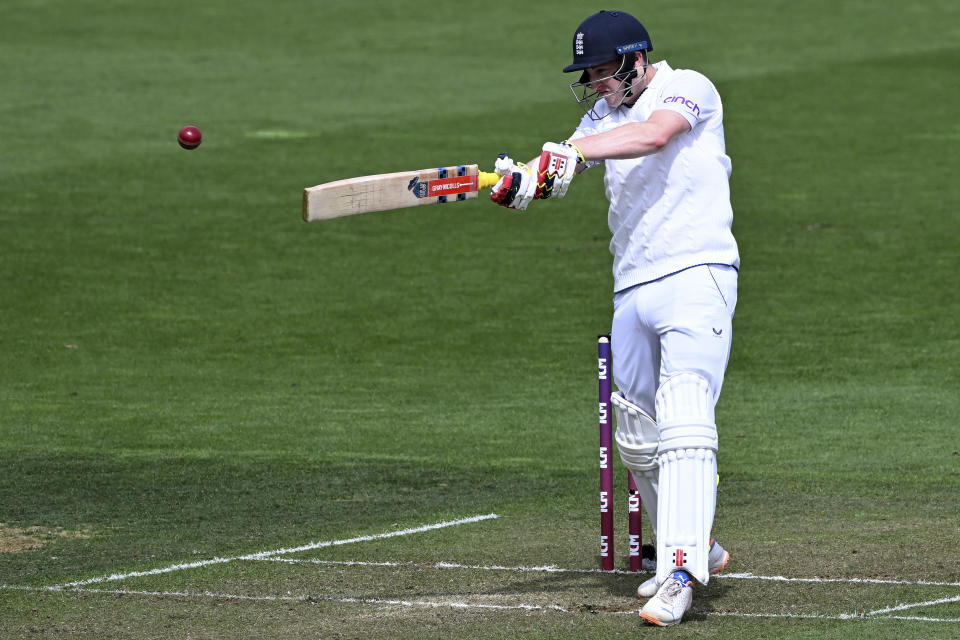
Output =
[
  {"x1": 536, "y1": 141, "x2": 583, "y2": 199},
  {"x1": 490, "y1": 153, "x2": 536, "y2": 211}
]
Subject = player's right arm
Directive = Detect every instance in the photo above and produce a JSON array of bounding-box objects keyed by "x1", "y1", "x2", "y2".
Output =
[
  {"x1": 572, "y1": 110, "x2": 692, "y2": 161},
  {"x1": 576, "y1": 69, "x2": 720, "y2": 161}
]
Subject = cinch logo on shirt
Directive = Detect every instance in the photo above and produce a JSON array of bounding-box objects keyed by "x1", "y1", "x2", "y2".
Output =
[{"x1": 663, "y1": 95, "x2": 701, "y2": 117}]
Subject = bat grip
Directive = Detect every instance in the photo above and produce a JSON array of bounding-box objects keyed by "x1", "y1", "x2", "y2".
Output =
[{"x1": 478, "y1": 171, "x2": 500, "y2": 190}]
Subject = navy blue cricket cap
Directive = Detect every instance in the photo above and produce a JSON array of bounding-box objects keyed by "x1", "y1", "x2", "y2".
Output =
[{"x1": 563, "y1": 10, "x2": 653, "y2": 72}]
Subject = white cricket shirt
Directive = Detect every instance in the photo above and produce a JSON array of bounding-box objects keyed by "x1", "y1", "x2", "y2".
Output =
[{"x1": 571, "y1": 61, "x2": 740, "y2": 292}]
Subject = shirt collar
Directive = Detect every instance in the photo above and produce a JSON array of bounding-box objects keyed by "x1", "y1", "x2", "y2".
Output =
[{"x1": 645, "y1": 60, "x2": 672, "y2": 93}]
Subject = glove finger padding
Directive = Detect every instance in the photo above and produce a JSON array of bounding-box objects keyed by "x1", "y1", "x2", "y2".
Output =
[
  {"x1": 536, "y1": 141, "x2": 582, "y2": 199},
  {"x1": 490, "y1": 154, "x2": 536, "y2": 210},
  {"x1": 494, "y1": 153, "x2": 519, "y2": 177}
]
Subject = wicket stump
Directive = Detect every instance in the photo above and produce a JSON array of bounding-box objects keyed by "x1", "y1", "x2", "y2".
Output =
[{"x1": 598, "y1": 334, "x2": 643, "y2": 572}]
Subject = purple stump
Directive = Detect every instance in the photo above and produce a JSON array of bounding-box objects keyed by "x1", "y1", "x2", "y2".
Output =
[
  {"x1": 598, "y1": 335, "x2": 614, "y2": 571},
  {"x1": 628, "y1": 471, "x2": 643, "y2": 571}
]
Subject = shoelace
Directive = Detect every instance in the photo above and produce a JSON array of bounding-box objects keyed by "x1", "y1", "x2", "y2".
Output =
[{"x1": 659, "y1": 579, "x2": 684, "y2": 603}]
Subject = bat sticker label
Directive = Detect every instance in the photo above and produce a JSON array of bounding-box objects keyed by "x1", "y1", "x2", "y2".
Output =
[
  {"x1": 428, "y1": 175, "x2": 478, "y2": 197},
  {"x1": 409, "y1": 175, "x2": 478, "y2": 199}
]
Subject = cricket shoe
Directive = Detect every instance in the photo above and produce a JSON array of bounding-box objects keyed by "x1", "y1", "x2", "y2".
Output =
[
  {"x1": 639, "y1": 570, "x2": 694, "y2": 626},
  {"x1": 636, "y1": 538, "x2": 730, "y2": 598}
]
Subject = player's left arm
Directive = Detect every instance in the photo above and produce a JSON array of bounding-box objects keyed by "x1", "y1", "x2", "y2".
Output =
[{"x1": 571, "y1": 110, "x2": 692, "y2": 161}]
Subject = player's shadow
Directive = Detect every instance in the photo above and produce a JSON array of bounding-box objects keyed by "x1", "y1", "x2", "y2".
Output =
[
  {"x1": 361, "y1": 548, "x2": 731, "y2": 613},
  {"x1": 373, "y1": 570, "x2": 642, "y2": 613}
]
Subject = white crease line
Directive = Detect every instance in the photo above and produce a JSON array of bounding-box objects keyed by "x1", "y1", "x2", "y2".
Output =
[
  {"x1": 258, "y1": 558, "x2": 960, "y2": 588},
  {"x1": 867, "y1": 594, "x2": 960, "y2": 616},
  {"x1": 711, "y1": 610, "x2": 960, "y2": 623},
  {"x1": 720, "y1": 572, "x2": 960, "y2": 588},
  {"x1": 263, "y1": 558, "x2": 603, "y2": 573},
  {"x1": 711, "y1": 611, "x2": 857, "y2": 620},
  {"x1": 3, "y1": 585, "x2": 958, "y2": 622},
  {"x1": 50, "y1": 513, "x2": 499, "y2": 589},
  {"x1": 10, "y1": 586, "x2": 567, "y2": 613}
]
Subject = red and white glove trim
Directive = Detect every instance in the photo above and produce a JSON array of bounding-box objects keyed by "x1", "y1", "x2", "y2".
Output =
[
  {"x1": 535, "y1": 141, "x2": 583, "y2": 200},
  {"x1": 490, "y1": 154, "x2": 536, "y2": 211}
]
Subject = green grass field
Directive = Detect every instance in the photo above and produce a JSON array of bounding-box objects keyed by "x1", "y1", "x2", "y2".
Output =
[{"x1": 2, "y1": 1, "x2": 958, "y2": 637}]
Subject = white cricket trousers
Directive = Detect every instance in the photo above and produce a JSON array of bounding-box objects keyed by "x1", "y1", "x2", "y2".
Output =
[{"x1": 611, "y1": 264, "x2": 738, "y2": 414}]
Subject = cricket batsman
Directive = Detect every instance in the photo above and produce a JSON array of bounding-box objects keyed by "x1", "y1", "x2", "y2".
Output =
[{"x1": 490, "y1": 10, "x2": 739, "y2": 626}]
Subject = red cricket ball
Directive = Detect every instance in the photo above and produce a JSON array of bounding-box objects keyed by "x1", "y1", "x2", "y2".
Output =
[{"x1": 178, "y1": 125, "x2": 202, "y2": 150}]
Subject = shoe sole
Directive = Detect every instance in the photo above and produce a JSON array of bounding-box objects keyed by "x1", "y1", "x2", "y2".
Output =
[{"x1": 639, "y1": 611, "x2": 670, "y2": 626}]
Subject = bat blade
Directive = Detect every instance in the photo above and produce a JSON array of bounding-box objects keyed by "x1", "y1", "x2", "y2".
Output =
[{"x1": 303, "y1": 165, "x2": 500, "y2": 222}]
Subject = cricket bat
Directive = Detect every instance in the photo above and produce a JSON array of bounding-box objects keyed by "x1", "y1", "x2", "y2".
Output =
[{"x1": 303, "y1": 164, "x2": 501, "y2": 222}]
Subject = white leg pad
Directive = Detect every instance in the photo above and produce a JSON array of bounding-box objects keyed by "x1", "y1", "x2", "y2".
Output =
[
  {"x1": 612, "y1": 392, "x2": 659, "y2": 471},
  {"x1": 612, "y1": 392, "x2": 659, "y2": 530},
  {"x1": 654, "y1": 373, "x2": 718, "y2": 586}
]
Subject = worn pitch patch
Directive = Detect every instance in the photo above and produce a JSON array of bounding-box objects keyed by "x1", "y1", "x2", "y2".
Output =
[{"x1": 0, "y1": 523, "x2": 91, "y2": 553}]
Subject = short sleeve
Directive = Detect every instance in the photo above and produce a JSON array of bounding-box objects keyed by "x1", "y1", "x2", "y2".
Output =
[{"x1": 652, "y1": 70, "x2": 720, "y2": 130}]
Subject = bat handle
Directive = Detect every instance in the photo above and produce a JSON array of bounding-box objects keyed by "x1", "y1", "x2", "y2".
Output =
[{"x1": 478, "y1": 171, "x2": 500, "y2": 190}]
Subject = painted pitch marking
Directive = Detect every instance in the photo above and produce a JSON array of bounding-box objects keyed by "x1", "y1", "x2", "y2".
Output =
[
  {"x1": 7, "y1": 520, "x2": 957, "y2": 625},
  {"x1": 258, "y1": 558, "x2": 960, "y2": 588},
  {"x1": 866, "y1": 594, "x2": 960, "y2": 616},
  {"x1": 2, "y1": 585, "x2": 958, "y2": 623},
  {"x1": 49, "y1": 513, "x2": 499, "y2": 589}
]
